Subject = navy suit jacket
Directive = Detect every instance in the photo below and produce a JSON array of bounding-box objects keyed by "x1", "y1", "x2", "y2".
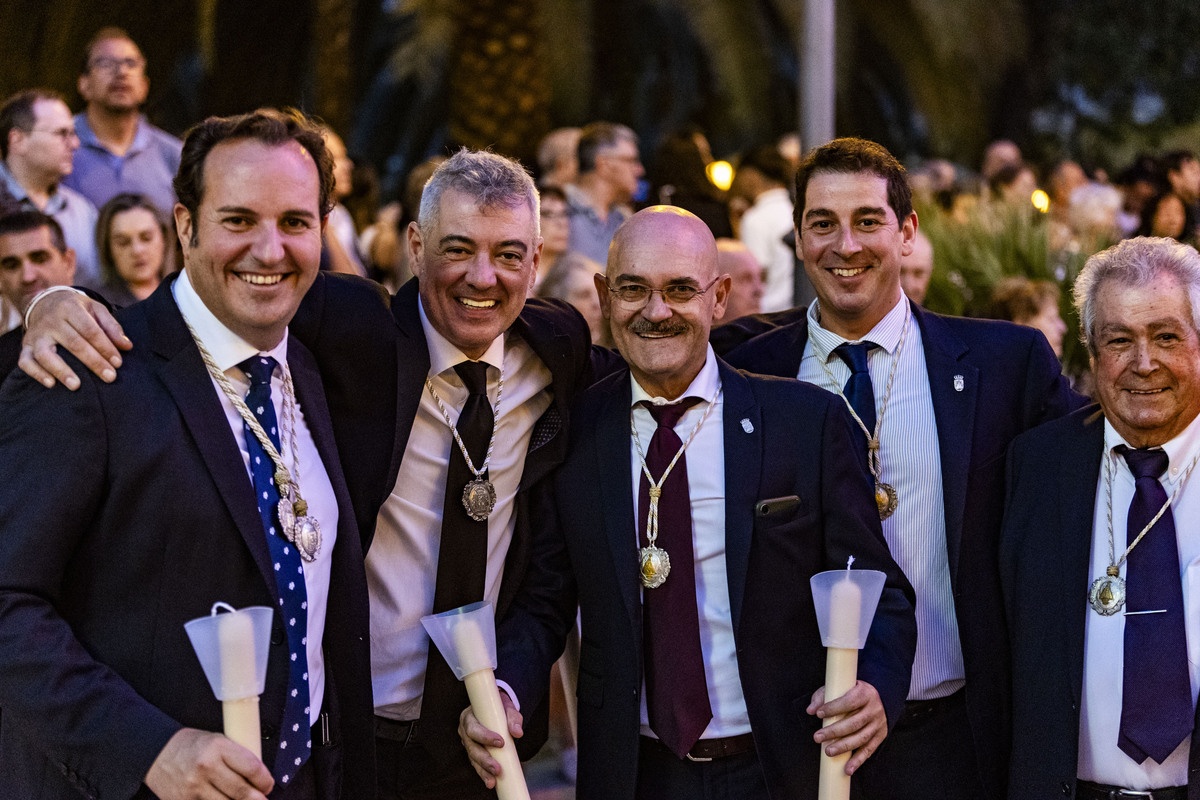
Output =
[
  {"x1": 0, "y1": 277, "x2": 374, "y2": 800},
  {"x1": 1000, "y1": 406, "x2": 1200, "y2": 799},
  {"x1": 0, "y1": 326, "x2": 20, "y2": 380},
  {"x1": 496, "y1": 359, "x2": 917, "y2": 800},
  {"x1": 290, "y1": 273, "x2": 604, "y2": 756},
  {"x1": 712, "y1": 301, "x2": 1086, "y2": 797}
]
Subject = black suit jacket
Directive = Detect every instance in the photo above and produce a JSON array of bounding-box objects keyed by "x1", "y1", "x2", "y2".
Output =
[
  {"x1": 290, "y1": 273, "x2": 603, "y2": 755},
  {"x1": 496, "y1": 360, "x2": 917, "y2": 800},
  {"x1": 0, "y1": 277, "x2": 374, "y2": 800},
  {"x1": 712, "y1": 300, "x2": 1086, "y2": 797},
  {"x1": 1000, "y1": 406, "x2": 1200, "y2": 799},
  {"x1": 0, "y1": 326, "x2": 20, "y2": 380}
]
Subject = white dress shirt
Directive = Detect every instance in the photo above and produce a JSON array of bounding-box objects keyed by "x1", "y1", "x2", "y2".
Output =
[
  {"x1": 1078, "y1": 415, "x2": 1200, "y2": 788},
  {"x1": 174, "y1": 269, "x2": 337, "y2": 725},
  {"x1": 368, "y1": 300, "x2": 552, "y2": 720},
  {"x1": 799, "y1": 295, "x2": 965, "y2": 701},
  {"x1": 629, "y1": 346, "x2": 752, "y2": 739},
  {"x1": 739, "y1": 187, "x2": 795, "y2": 313}
]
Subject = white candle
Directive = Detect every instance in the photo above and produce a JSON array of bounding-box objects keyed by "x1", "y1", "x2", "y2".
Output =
[
  {"x1": 452, "y1": 619, "x2": 531, "y2": 800},
  {"x1": 818, "y1": 570, "x2": 863, "y2": 800},
  {"x1": 218, "y1": 611, "x2": 262, "y2": 759}
]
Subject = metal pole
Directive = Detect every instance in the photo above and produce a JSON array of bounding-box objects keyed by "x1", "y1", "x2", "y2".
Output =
[{"x1": 800, "y1": 0, "x2": 836, "y2": 152}]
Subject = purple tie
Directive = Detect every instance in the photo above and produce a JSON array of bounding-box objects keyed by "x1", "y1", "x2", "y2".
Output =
[
  {"x1": 639, "y1": 398, "x2": 712, "y2": 759},
  {"x1": 1115, "y1": 445, "x2": 1193, "y2": 764}
]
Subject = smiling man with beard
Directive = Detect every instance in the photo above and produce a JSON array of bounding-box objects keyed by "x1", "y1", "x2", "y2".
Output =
[
  {"x1": 458, "y1": 205, "x2": 917, "y2": 800},
  {"x1": 713, "y1": 137, "x2": 1085, "y2": 800}
]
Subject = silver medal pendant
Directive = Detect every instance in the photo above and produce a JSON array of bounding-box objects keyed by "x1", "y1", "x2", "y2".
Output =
[
  {"x1": 292, "y1": 515, "x2": 322, "y2": 563},
  {"x1": 875, "y1": 481, "x2": 898, "y2": 520},
  {"x1": 639, "y1": 545, "x2": 671, "y2": 589},
  {"x1": 277, "y1": 496, "x2": 296, "y2": 537},
  {"x1": 1089, "y1": 573, "x2": 1126, "y2": 615},
  {"x1": 462, "y1": 477, "x2": 497, "y2": 522}
]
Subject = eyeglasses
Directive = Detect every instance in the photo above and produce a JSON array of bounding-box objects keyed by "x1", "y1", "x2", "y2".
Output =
[
  {"x1": 29, "y1": 127, "x2": 78, "y2": 142},
  {"x1": 540, "y1": 210, "x2": 571, "y2": 220},
  {"x1": 607, "y1": 276, "x2": 720, "y2": 307},
  {"x1": 89, "y1": 56, "x2": 145, "y2": 74}
]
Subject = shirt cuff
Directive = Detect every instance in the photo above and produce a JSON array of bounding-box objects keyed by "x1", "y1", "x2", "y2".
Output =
[
  {"x1": 23, "y1": 285, "x2": 88, "y2": 330},
  {"x1": 494, "y1": 679, "x2": 521, "y2": 713}
]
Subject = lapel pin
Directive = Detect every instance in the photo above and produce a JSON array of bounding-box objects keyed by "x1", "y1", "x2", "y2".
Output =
[
  {"x1": 953, "y1": 375, "x2": 964, "y2": 392},
  {"x1": 741, "y1": 418, "x2": 754, "y2": 433}
]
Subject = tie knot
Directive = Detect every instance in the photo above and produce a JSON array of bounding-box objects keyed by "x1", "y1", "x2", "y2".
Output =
[
  {"x1": 644, "y1": 397, "x2": 701, "y2": 429},
  {"x1": 239, "y1": 355, "x2": 278, "y2": 388},
  {"x1": 454, "y1": 360, "x2": 490, "y2": 396},
  {"x1": 1117, "y1": 445, "x2": 1170, "y2": 481},
  {"x1": 833, "y1": 342, "x2": 876, "y2": 374}
]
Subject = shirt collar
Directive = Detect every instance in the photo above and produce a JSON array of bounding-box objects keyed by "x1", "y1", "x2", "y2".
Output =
[
  {"x1": 172, "y1": 268, "x2": 289, "y2": 374},
  {"x1": 630, "y1": 345, "x2": 721, "y2": 407},
  {"x1": 0, "y1": 159, "x2": 67, "y2": 212},
  {"x1": 806, "y1": 293, "x2": 909, "y2": 363},
  {"x1": 1104, "y1": 410, "x2": 1200, "y2": 488},
  {"x1": 74, "y1": 113, "x2": 150, "y2": 154},
  {"x1": 418, "y1": 295, "x2": 506, "y2": 377}
]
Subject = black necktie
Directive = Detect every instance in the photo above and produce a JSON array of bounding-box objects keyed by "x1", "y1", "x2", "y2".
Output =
[
  {"x1": 639, "y1": 398, "x2": 712, "y2": 758},
  {"x1": 1114, "y1": 445, "x2": 1192, "y2": 764},
  {"x1": 423, "y1": 361, "x2": 494, "y2": 741},
  {"x1": 833, "y1": 342, "x2": 878, "y2": 437}
]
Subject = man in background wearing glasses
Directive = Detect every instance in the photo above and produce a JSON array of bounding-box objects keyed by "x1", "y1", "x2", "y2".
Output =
[
  {"x1": 64, "y1": 27, "x2": 183, "y2": 216},
  {"x1": 460, "y1": 205, "x2": 916, "y2": 800},
  {"x1": 0, "y1": 88, "x2": 99, "y2": 288}
]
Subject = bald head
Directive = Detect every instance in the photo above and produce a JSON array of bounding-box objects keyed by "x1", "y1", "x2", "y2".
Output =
[
  {"x1": 601, "y1": 205, "x2": 731, "y2": 398},
  {"x1": 716, "y1": 238, "x2": 764, "y2": 319}
]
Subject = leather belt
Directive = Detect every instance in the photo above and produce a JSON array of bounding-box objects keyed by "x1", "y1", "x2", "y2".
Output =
[
  {"x1": 641, "y1": 732, "x2": 756, "y2": 762},
  {"x1": 374, "y1": 715, "x2": 419, "y2": 747},
  {"x1": 898, "y1": 688, "x2": 964, "y2": 727},
  {"x1": 1076, "y1": 780, "x2": 1188, "y2": 800}
]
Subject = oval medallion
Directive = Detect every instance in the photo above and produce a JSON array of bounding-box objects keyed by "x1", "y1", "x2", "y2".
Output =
[
  {"x1": 462, "y1": 477, "x2": 497, "y2": 522},
  {"x1": 293, "y1": 516, "x2": 322, "y2": 563},
  {"x1": 1088, "y1": 574, "x2": 1126, "y2": 616},
  {"x1": 639, "y1": 545, "x2": 671, "y2": 589},
  {"x1": 875, "y1": 482, "x2": 898, "y2": 520},
  {"x1": 276, "y1": 497, "x2": 295, "y2": 538}
]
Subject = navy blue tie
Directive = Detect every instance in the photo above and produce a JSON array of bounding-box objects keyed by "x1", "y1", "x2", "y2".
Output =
[
  {"x1": 1115, "y1": 445, "x2": 1192, "y2": 764},
  {"x1": 240, "y1": 355, "x2": 311, "y2": 786},
  {"x1": 833, "y1": 342, "x2": 878, "y2": 436}
]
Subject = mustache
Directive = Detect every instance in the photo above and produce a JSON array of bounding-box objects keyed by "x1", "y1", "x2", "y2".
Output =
[{"x1": 629, "y1": 319, "x2": 689, "y2": 336}]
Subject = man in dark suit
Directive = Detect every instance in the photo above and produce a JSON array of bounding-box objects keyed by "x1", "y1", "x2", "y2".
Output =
[
  {"x1": 0, "y1": 210, "x2": 76, "y2": 377},
  {"x1": 460, "y1": 206, "x2": 917, "y2": 799},
  {"x1": 1002, "y1": 236, "x2": 1200, "y2": 799},
  {"x1": 17, "y1": 148, "x2": 605, "y2": 799},
  {"x1": 710, "y1": 137, "x2": 1084, "y2": 800},
  {"x1": 0, "y1": 109, "x2": 374, "y2": 799}
]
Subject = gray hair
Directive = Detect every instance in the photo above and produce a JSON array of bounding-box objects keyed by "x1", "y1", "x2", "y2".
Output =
[
  {"x1": 418, "y1": 148, "x2": 539, "y2": 239},
  {"x1": 577, "y1": 122, "x2": 638, "y2": 173},
  {"x1": 1073, "y1": 236, "x2": 1200, "y2": 353}
]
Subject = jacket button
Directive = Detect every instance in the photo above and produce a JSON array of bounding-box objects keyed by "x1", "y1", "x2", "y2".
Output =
[
  {"x1": 271, "y1": 624, "x2": 284, "y2": 645},
  {"x1": 263, "y1": 724, "x2": 277, "y2": 740},
  {"x1": 1061, "y1": 781, "x2": 1071, "y2": 795}
]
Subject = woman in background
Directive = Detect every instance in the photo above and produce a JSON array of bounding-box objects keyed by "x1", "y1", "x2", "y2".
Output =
[{"x1": 95, "y1": 193, "x2": 170, "y2": 306}]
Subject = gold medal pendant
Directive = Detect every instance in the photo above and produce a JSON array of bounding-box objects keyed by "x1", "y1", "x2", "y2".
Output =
[
  {"x1": 1089, "y1": 570, "x2": 1126, "y2": 616},
  {"x1": 639, "y1": 545, "x2": 671, "y2": 589},
  {"x1": 462, "y1": 477, "x2": 497, "y2": 522},
  {"x1": 875, "y1": 481, "x2": 898, "y2": 520}
]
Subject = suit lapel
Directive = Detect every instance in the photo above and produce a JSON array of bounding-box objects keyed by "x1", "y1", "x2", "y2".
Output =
[
  {"x1": 1059, "y1": 409, "x2": 1106, "y2": 708},
  {"x1": 146, "y1": 280, "x2": 280, "y2": 602},
  {"x1": 387, "y1": 281, "x2": 431, "y2": 492},
  {"x1": 916, "y1": 304, "x2": 978, "y2": 584},
  {"x1": 719, "y1": 363, "x2": 760, "y2": 632},
  {"x1": 595, "y1": 374, "x2": 642, "y2": 637},
  {"x1": 510, "y1": 305, "x2": 575, "y2": 491}
]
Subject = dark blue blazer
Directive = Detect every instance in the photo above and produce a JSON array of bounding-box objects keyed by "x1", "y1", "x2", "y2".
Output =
[
  {"x1": 496, "y1": 359, "x2": 917, "y2": 800},
  {"x1": 713, "y1": 300, "x2": 1086, "y2": 797},
  {"x1": 1000, "y1": 405, "x2": 1200, "y2": 799},
  {"x1": 290, "y1": 273, "x2": 604, "y2": 758},
  {"x1": 0, "y1": 276, "x2": 375, "y2": 800}
]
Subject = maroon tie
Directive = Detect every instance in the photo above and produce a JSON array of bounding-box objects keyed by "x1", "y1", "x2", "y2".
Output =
[{"x1": 639, "y1": 398, "x2": 713, "y2": 758}]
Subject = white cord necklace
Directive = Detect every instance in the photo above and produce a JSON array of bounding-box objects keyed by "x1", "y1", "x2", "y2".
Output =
[{"x1": 425, "y1": 361, "x2": 505, "y2": 522}]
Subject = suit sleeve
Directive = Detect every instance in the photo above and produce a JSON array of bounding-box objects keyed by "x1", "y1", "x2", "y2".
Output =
[
  {"x1": 819, "y1": 398, "x2": 918, "y2": 730},
  {"x1": 1021, "y1": 328, "x2": 1088, "y2": 425},
  {"x1": 0, "y1": 370, "x2": 181, "y2": 799}
]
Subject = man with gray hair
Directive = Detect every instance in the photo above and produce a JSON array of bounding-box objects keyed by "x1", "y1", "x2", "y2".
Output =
[
  {"x1": 21, "y1": 146, "x2": 608, "y2": 799},
  {"x1": 567, "y1": 121, "x2": 643, "y2": 263},
  {"x1": 1002, "y1": 236, "x2": 1200, "y2": 799}
]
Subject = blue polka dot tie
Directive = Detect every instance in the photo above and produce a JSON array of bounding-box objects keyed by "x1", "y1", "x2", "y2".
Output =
[{"x1": 240, "y1": 355, "x2": 311, "y2": 785}]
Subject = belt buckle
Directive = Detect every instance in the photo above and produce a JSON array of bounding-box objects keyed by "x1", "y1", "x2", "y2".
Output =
[
  {"x1": 685, "y1": 752, "x2": 713, "y2": 763},
  {"x1": 1110, "y1": 791, "x2": 1155, "y2": 799}
]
